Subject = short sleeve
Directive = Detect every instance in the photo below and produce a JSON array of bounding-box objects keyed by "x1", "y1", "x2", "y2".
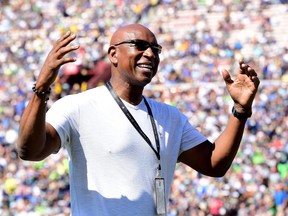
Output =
[
  {"x1": 179, "y1": 118, "x2": 207, "y2": 155},
  {"x1": 46, "y1": 95, "x2": 79, "y2": 149}
]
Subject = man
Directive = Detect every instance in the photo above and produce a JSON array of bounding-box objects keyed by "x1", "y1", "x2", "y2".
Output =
[{"x1": 17, "y1": 24, "x2": 260, "y2": 215}]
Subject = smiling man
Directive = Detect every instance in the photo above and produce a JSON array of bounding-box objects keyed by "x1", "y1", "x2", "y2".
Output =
[{"x1": 17, "y1": 24, "x2": 260, "y2": 215}]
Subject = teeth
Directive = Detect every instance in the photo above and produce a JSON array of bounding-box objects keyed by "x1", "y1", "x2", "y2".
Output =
[{"x1": 138, "y1": 64, "x2": 152, "y2": 69}]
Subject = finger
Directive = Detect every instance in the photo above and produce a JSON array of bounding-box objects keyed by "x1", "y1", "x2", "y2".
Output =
[
  {"x1": 54, "y1": 32, "x2": 77, "y2": 53},
  {"x1": 250, "y1": 75, "x2": 260, "y2": 87},
  {"x1": 57, "y1": 44, "x2": 80, "y2": 59},
  {"x1": 238, "y1": 60, "x2": 245, "y2": 74},
  {"x1": 238, "y1": 59, "x2": 244, "y2": 66},
  {"x1": 247, "y1": 66, "x2": 257, "y2": 78},
  {"x1": 57, "y1": 31, "x2": 72, "y2": 43},
  {"x1": 57, "y1": 57, "x2": 78, "y2": 67},
  {"x1": 239, "y1": 61, "x2": 258, "y2": 78},
  {"x1": 239, "y1": 62, "x2": 249, "y2": 74},
  {"x1": 52, "y1": 31, "x2": 73, "y2": 49},
  {"x1": 221, "y1": 69, "x2": 233, "y2": 84},
  {"x1": 240, "y1": 63, "x2": 258, "y2": 81}
]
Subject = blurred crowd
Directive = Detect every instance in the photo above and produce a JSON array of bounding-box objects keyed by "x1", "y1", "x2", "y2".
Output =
[{"x1": 0, "y1": 0, "x2": 287, "y2": 215}]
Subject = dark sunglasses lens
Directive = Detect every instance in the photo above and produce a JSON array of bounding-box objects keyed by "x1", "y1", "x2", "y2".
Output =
[
  {"x1": 134, "y1": 41, "x2": 161, "y2": 54},
  {"x1": 134, "y1": 41, "x2": 150, "y2": 51}
]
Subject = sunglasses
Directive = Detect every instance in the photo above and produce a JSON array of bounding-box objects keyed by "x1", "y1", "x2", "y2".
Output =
[{"x1": 113, "y1": 39, "x2": 162, "y2": 54}]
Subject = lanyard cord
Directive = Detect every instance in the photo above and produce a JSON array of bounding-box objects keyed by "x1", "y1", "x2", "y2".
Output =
[{"x1": 105, "y1": 81, "x2": 161, "y2": 164}]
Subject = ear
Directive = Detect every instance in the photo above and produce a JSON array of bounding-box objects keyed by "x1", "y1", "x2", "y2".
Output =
[{"x1": 108, "y1": 46, "x2": 118, "y2": 65}]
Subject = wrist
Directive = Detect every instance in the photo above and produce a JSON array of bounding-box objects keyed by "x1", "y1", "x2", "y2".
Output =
[
  {"x1": 232, "y1": 106, "x2": 252, "y2": 119},
  {"x1": 32, "y1": 83, "x2": 51, "y2": 102},
  {"x1": 34, "y1": 81, "x2": 51, "y2": 91}
]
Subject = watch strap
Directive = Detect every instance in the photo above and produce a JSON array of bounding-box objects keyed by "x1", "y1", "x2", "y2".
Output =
[{"x1": 232, "y1": 107, "x2": 252, "y2": 119}]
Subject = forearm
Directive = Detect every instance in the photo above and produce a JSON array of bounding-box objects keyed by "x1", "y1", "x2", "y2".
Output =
[
  {"x1": 17, "y1": 94, "x2": 48, "y2": 160},
  {"x1": 211, "y1": 114, "x2": 247, "y2": 174},
  {"x1": 17, "y1": 32, "x2": 78, "y2": 160}
]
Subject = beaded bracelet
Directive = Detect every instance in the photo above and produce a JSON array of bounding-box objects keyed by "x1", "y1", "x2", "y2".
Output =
[{"x1": 32, "y1": 84, "x2": 51, "y2": 102}]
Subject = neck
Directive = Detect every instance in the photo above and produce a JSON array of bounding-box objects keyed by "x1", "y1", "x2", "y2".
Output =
[{"x1": 109, "y1": 79, "x2": 144, "y2": 105}]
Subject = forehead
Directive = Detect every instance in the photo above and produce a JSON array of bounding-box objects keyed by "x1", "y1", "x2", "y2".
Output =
[
  {"x1": 112, "y1": 25, "x2": 158, "y2": 44},
  {"x1": 123, "y1": 30, "x2": 156, "y2": 42}
]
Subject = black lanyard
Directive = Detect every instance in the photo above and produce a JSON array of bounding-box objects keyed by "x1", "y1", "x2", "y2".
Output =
[{"x1": 105, "y1": 81, "x2": 161, "y2": 164}]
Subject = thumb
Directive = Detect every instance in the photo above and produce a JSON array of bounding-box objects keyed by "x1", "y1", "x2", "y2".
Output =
[{"x1": 221, "y1": 69, "x2": 233, "y2": 84}]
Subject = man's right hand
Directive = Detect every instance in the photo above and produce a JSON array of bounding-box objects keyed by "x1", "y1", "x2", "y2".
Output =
[{"x1": 36, "y1": 31, "x2": 79, "y2": 90}]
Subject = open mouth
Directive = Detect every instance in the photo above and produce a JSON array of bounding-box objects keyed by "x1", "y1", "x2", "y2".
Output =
[{"x1": 137, "y1": 63, "x2": 153, "y2": 72}]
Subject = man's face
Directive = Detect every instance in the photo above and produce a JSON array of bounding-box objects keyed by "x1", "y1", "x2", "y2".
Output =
[{"x1": 112, "y1": 27, "x2": 161, "y2": 87}]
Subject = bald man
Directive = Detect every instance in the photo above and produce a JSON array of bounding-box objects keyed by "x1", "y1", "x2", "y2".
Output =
[{"x1": 17, "y1": 24, "x2": 260, "y2": 215}]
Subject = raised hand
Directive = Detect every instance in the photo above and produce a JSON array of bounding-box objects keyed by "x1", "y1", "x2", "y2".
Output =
[
  {"x1": 221, "y1": 60, "x2": 260, "y2": 113},
  {"x1": 36, "y1": 31, "x2": 79, "y2": 89}
]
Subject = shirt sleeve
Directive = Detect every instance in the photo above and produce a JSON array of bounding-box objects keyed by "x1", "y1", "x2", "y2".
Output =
[
  {"x1": 179, "y1": 116, "x2": 207, "y2": 155},
  {"x1": 46, "y1": 95, "x2": 79, "y2": 149}
]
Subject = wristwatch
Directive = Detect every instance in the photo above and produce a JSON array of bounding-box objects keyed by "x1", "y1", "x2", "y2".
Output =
[{"x1": 232, "y1": 107, "x2": 252, "y2": 119}]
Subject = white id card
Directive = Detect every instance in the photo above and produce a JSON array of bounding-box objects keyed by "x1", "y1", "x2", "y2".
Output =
[{"x1": 155, "y1": 177, "x2": 166, "y2": 215}]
